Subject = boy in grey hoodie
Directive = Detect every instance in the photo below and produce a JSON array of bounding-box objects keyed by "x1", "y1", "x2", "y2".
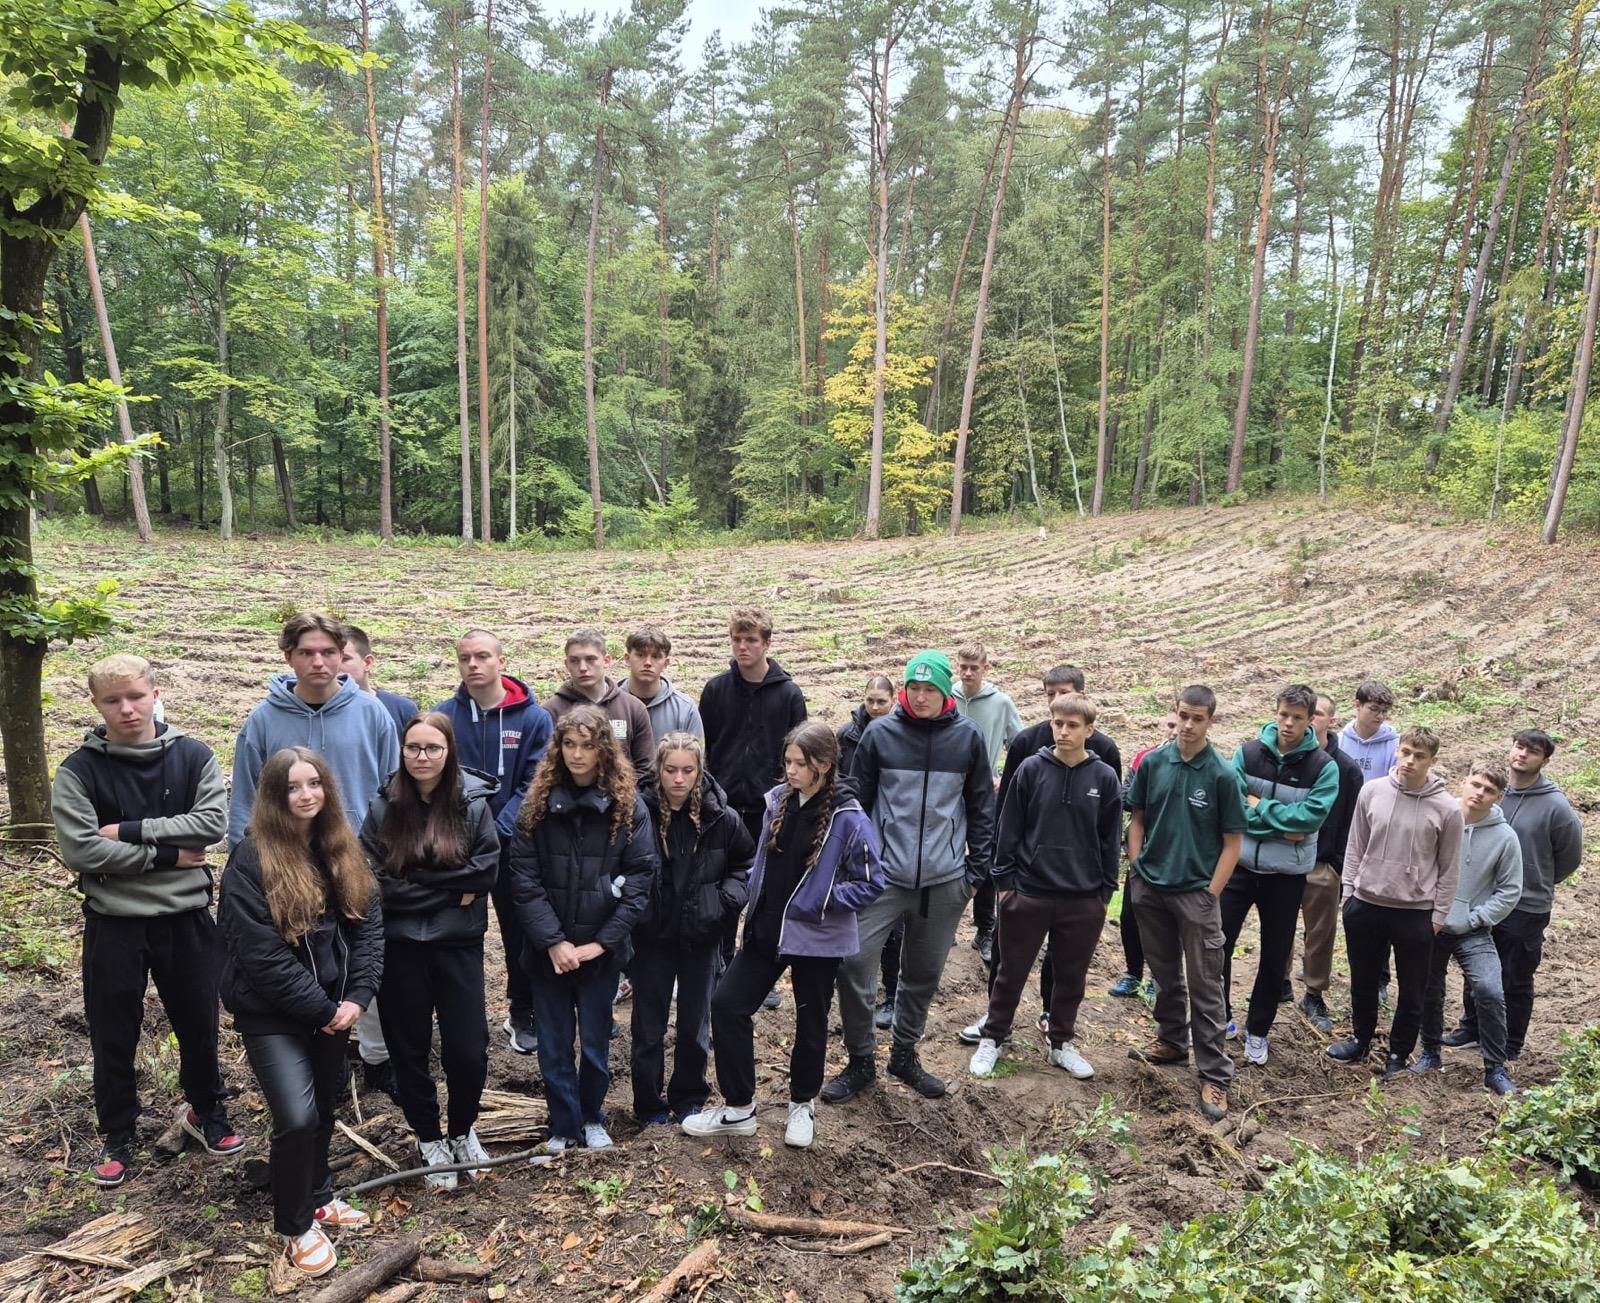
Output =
[
  {"x1": 1328, "y1": 727, "x2": 1464, "y2": 1078},
  {"x1": 1338, "y1": 679, "x2": 1400, "y2": 784},
  {"x1": 52, "y1": 654, "x2": 241, "y2": 1187},
  {"x1": 1418, "y1": 763, "x2": 1521, "y2": 1094},
  {"x1": 1447, "y1": 729, "x2": 1585, "y2": 1059}
]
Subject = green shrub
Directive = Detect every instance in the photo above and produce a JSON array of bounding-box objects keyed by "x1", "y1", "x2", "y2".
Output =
[{"x1": 1496, "y1": 1024, "x2": 1600, "y2": 1185}]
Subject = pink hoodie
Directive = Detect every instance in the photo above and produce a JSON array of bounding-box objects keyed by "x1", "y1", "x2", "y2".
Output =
[{"x1": 1342, "y1": 772, "x2": 1465, "y2": 927}]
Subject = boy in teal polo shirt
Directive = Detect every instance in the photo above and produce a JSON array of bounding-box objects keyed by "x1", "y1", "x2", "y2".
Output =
[{"x1": 1125, "y1": 685, "x2": 1246, "y2": 1121}]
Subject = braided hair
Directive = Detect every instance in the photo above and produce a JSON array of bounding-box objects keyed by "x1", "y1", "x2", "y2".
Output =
[
  {"x1": 653, "y1": 731, "x2": 706, "y2": 850},
  {"x1": 766, "y1": 721, "x2": 841, "y2": 878},
  {"x1": 518, "y1": 704, "x2": 637, "y2": 845}
]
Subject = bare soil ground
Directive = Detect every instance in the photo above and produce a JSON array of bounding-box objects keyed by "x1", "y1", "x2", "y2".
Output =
[{"x1": 3, "y1": 498, "x2": 1598, "y2": 1301}]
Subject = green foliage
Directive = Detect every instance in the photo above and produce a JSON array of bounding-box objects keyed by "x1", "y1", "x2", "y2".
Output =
[
  {"x1": 1436, "y1": 407, "x2": 1565, "y2": 522},
  {"x1": 1057, "y1": 1144, "x2": 1599, "y2": 1301},
  {"x1": 898, "y1": 1097, "x2": 1133, "y2": 1301},
  {"x1": 632, "y1": 479, "x2": 705, "y2": 547},
  {"x1": 1496, "y1": 1024, "x2": 1600, "y2": 1185}
]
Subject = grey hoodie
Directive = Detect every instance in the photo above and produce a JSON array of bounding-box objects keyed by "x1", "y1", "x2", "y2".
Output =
[
  {"x1": 52, "y1": 724, "x2": 228, "y2": 916},
  {"x1": 1337, "y1": 721, "x2": 1400, "y2": 785},
  {"x1": 632, "y1": 676, "x2": 704, "y2": 741},
  {"x1": 953, "y1": 682, "x2": 1024, "y2": 776},
  {"x1": 1500, "y1": 775, "x2": 1585, "y2": 914},
  {"x1": 1442, "y1": 804, "x2": 1523, "y2": 935},
  {"x1": 1344, "y1": 772, "x2": 1465, "y2": 926},
  {"x1": 230, "y1": 674, "x2": 400, "y2": 844}
]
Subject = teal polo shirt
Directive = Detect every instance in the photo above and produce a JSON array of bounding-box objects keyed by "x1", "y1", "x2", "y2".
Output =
[{"x1": 1126, "y1": 741, "x2": 1247, "y2": 893}]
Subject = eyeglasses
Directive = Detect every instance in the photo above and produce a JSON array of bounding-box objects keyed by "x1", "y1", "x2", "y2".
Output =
[{"x1": 403, "y1": 743, "x2": 448, "y2": 759}]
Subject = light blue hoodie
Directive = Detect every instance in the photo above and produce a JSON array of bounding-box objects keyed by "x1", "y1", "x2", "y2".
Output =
[
  {"x1": 1337, "y1": 721, "x2": 1399, "y2": 785},
  {"x1": 229, "y1": 674, "x2": 400, "y2": 844}
]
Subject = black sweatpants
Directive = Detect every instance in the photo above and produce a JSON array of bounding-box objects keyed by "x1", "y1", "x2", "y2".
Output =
[
  {"x1": 710, "y1": 944, "x2": 839, "y2": 1106},
  {"x1": 489, "y1": 850, "x2": 533, "y2": 1017},
  {"x1": 1119, "y1": 871, "x2": 1145, "y2": 979},
  {"x1": 1220, "y1": 869, "x2": 1306, "y2": 1038},
  {"x1": 1461, "y1": 907, "x2": 1549, "y2": 1057},
  {"x1": 1343, "y1": 898, "x2": 1433, "y2": 1058},
  {"x1": 82, "y1": 907, "x2": 225, "y2": 1142},
  {"x1": 973, "y1": 878, "x2": 997, "y2": 935},
  {"x1": 629, "y1": 940, "x2": 718, "y2": 1118},
  {"x1": 377, "y1": 938, "x2": 488, "y2": 1141},
  {"x1": 243, "y1": 1029, "x2": 348, "y2": 1237}
]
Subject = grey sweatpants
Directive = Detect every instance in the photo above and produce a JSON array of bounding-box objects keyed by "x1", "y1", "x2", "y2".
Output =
[
  {"x1": 838, "y1": 878, "x2": 972, "y2": 1058},
  {"x1": 1130, "y1": 874, "x2": 1234, "y2": 1088}
]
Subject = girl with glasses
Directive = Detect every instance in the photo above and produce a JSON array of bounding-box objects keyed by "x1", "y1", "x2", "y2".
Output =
[{"x1": 359, "y1": 713, "x2": 501, "y2": 1190}]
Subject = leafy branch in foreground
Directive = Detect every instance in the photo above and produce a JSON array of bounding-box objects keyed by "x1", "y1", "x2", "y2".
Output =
[{"x1": 1496, "y1": 1023, "x2": 1600, "y2": 1186}]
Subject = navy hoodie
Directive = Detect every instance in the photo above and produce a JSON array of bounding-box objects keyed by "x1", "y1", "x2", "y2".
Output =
[
  {"x1": 433, "y1": 675, "x2": 552, "y2": 837},
  {"x1": 993, "y1": 747, "x2": 1122, "y2": 898}
]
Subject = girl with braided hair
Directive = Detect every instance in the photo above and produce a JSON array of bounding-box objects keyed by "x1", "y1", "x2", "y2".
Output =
[
  {"x1": 684, "y1": 722, "x2": 883, "y2": 1150},
  {"x1": 631, "y1": 733, "x2": 754, "y2": 1126},
  {"x1": 508, "y1": 705, "x2": 658, "y2": 1153}
]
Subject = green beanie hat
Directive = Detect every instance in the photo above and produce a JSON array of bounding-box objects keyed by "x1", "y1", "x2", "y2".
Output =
[{"x1": 904, "y1": 650, "x2": 953, "y2": 698}]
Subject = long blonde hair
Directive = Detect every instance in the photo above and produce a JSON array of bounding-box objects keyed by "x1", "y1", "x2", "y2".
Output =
[
  {"x1": 519, "y1": 704, "x2": 637, "y2": 845},
  {"x1": 653, "y1": 731, "x2": 705, "y2": 849},
  {"x1": 250, "y1": 747, "x2": 373, "y2": 943}
]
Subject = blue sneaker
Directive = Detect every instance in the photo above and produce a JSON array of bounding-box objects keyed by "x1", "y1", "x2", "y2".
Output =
[
  {"x1": 639, "y1": 1111, "x2": 671, "y2": 1127},
  {"x1": 1109, "y1": 974, "x2": 1141, "y2": 998},
  {"x1": 1225, "y1": 1021, "x2": 1238, "y2": 1040}
]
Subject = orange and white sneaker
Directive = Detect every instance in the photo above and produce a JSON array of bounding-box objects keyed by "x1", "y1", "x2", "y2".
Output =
[
  {"x1": 284, "y1": 1224, "x2": 337, "y2": 1277},
  {"x1": 313, "y1": 1198, "x2": 369, "y2": 1229}
]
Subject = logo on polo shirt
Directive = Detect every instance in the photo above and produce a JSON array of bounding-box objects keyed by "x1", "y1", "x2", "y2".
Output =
[{"x1": 1188, "y1": 786, "x2": 1210, "y2": 809}]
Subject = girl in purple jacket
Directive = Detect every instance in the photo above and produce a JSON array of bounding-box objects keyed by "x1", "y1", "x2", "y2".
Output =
[{"x1": 683, "y1": 722, "x2": 883, "y2": 1149}]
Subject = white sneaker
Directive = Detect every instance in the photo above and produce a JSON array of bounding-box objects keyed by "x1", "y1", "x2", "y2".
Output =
[
  {"x1": 449, "y1": 1128, "x2": 492, "y2": 1178},
  {"x1": 1049, "y1": 1041, "x2": 1095, "y2": 1079},
  {"x1": 784, "y1": 1101, "x2": 815, "y2": 1149},
  {"x1": 417, "y1": 1138, "x2": 458, "y2": 1192},
  {"x1": 543, "y1": 1136, "x2": 575, "y2": 1156},
  {"x1": 681, "y1": 1105, "x2": 758, "y2": 1138},
  {"x1": 957, "y1": 1019, "x2": 989, "y2": 1046},
  {"x1": 582, "y1": 1123, "x2": 614, "y2": 1150},
  {"x1": 969, "y1": 1038, "x2": 1003, "y2": 1077},
  {"x1": 1244, "y1": 1033, "x2": 1269, "y2": 1066}
]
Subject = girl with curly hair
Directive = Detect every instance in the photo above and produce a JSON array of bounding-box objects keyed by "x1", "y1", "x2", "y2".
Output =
[{"x1": 509, "y1": 704, "x2": 658, "y2": 1152}]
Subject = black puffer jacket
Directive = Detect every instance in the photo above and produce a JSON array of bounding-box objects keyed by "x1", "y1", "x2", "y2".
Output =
[
  {"x1": 837, "y1": 705, "x2": 873, "y2": 778},
  {"x1": 359, "y1": 768, "x2": 501, "y2": 944},
  {"x1": 219, "y1": 836, "x2": 384, "y2": 1036},
  {"x1": 638, "y1": 774, "x2": 754, "y2": 949},
  {"x1": 508, "y1": 781, "x2": 657, "y2": 977}
]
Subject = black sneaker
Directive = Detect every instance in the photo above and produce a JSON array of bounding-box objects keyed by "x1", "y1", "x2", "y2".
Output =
[
  {"x1": 1484, "y1": 1066, "x2": 1517, "y2": 1096},
  {"x1": 503, "y1": 1010, "x2": 539, "y2": 1056},
  {"x1": 1382, "y1": 1054, "x2": 1407, "y2": 1081},
  {"x1": 361, "y1": 1058, "x2": 401, "y2": 1103},
  {"x1": 820, "y1": 1055, "x2": 877, "y2": 1105},
  {"x1": 1441, "y1": 1027, "x2": 1479, "y2": 1051},
  {"x1": 1298, "y1": 992, "x2": 1333, "y2": 1034},
  {"x1": 874, "y1": 999, "x2": 896, "y2": 1031},
  {"x1": 90, "y1": 1140, "x2": 134, "y2": 1187},
  {"x1": 972, "y1": 930, "x2": 994, "y2": 966},
  {"x1": 762, "y1": 988, "x2": 782, "y2": 1011},
  {"x1": 1410, "y1": 1051, "x2": 1443, "y2": 1074},
  {"x1": 181, "y1": 1108, "x2": 246, "y2": 1156},
  {"x1": 888, "y1": 1048, "x2": 946, "y2": 1099},
  {"x1": 1326, "y1": 1037, "x2": 1370, "y2": 1064}
]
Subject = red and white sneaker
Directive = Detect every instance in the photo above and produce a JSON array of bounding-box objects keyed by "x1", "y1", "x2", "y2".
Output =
[
  {"x1": 89, "y1": 1144, "x2": 133, "y2": 1187},
  {"x1": 314, "y1": 1198, "x2": 370, "y2": 1229},
  {"x1": 181, "y1": 1109, "x2": 246, "y2": 1156},
  {"x1": 284, "y1": 1224, "x2": 337, "y2": 1277}
]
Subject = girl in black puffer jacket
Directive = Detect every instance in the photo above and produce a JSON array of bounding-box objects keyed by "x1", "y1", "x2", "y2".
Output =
[
  {"x1": 219, "y1": 746, "x2": 382, "y2": 1280},
  {"x1": 360, "y1": 712, "x2": 500, "y2": 1192},
  {"x1": 509, "y1": 704, "x2": 657, "y2": 1153},
  {"x1": 631, "y1": 732, "x2": 754, "y2": 1124}
]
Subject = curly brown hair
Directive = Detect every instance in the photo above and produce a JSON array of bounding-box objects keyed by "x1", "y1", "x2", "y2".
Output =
[
  {"x1": 518, "y1": 704, "x2": 637, "y2": 844},
  {"x1": 764, "y1": 721, "x2": 840, "y2": 879},
  {"x1": 653, "y1": 731, "x2": 705, "y2": 850},
  {"x1": 250, "y1": 747, "x2": 374, "y2": 943}
]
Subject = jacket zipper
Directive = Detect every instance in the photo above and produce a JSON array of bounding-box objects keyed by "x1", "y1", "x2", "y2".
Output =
[
  {"x1": 776, "y1": 802, "x2": 839, "y2": 954},
  {"x1": 915, "y1": 728, "x2": 931, "y2": 888}
]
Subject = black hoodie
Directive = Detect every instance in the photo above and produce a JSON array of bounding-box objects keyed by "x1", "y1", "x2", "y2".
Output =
[
  {"x1": 837, "y1": 704, "x2": 874, "y2": 778},
  {"x1": 993, "y1": 747, "x2": 1122, "y2": 899},
  {"x1": 698, "y1": 658, "x2": 808, "y2": 814}
]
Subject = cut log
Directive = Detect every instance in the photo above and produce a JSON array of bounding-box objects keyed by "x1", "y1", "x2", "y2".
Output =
[
  {"x1": 305, "y1": 1239, "x2": 422, "y2": 1303},
  {"x1": 370, "y1": 1284, "x2": 428, "y2": 1303},
  {"x1": 414, "y1": 1257, "x2": 491, "y2": 1282},
  {"x1": 0, "y1": 1213, "x2": 159, "y2": 1296},
  {"x1": 722, "y1": 1208, "x2": 908, "y2": 1237},
  {"x1": 638, "y1": 1239, "x2": 721, "y2": 1302}
]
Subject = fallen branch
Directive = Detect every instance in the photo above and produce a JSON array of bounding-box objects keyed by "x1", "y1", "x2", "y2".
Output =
[
  {"x1": 65, "y1": 1250, "x2": 210, "y2": 1303},
  {"x1": 780, "y1": 1230, "x2": 895, "y2": 1256},
  {"x1": 24, "y1": 1248, "x2": 133, "y2": 1270},
  {"x1": 638, "y1": 1239, "x2": 721, "y2": 1302},
  {"x1": 305, "y1": 1238, "x2": 422, "y2": 1303},
  {"x1": 893, "y1": 1160, "x2": 1001, "y2": 1184},
  {"x1": 336, "y1": 1147, "x2": 550, "y2": 1199},
  {"x1": 723, "y1": 1208, "x2": 909, "y2": 1238},
  {"x1": 414, "y1": 1257, "x2": 491, "y2": 1282},
  {"x1": 371, "y1": 1284, "x2": 428, "y2": 1303},
  {"x1": 335, "y1": 1120, "x2": 401, "y2": 1172}
]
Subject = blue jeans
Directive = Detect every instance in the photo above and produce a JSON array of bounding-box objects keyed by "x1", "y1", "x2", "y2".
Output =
[{"x1": 528, "y1": 965, "x2": 619, "y2": 1140}]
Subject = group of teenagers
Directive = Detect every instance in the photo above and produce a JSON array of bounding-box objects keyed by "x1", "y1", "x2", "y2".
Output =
[{"x1": 50, "y1": 609, "x2": 1586, "y2": 1279}]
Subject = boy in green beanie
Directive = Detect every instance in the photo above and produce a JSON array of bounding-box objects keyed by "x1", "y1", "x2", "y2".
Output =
[{"x1": 822, "y1": 651, "x2": 996, "y2": 1104}]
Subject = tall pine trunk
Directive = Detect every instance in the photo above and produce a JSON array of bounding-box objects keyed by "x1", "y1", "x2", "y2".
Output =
[
  {"x1": 476, "y1": 0, "x2": 495, "y2": 540},
  {"x1": 1541, "y1": 172, "x2": 1600, "y2": 545},
  {"x1": 360, "y1": 0, "x2": 393, "y2": 541},
  {"x1": 583, "y1": 69, "x2": 613, "y2": 549},
  {"x1": 450, "y1": 20, "x2": 474, "y2": 544},
  {"x1": 865, "y1": 37, "x2": 893, "y2": 539}
]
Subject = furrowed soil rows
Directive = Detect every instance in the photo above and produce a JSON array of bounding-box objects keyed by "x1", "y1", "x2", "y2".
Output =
[{"x1": 2, "y1": 499, "x2": 1597, "y2": 1300}]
